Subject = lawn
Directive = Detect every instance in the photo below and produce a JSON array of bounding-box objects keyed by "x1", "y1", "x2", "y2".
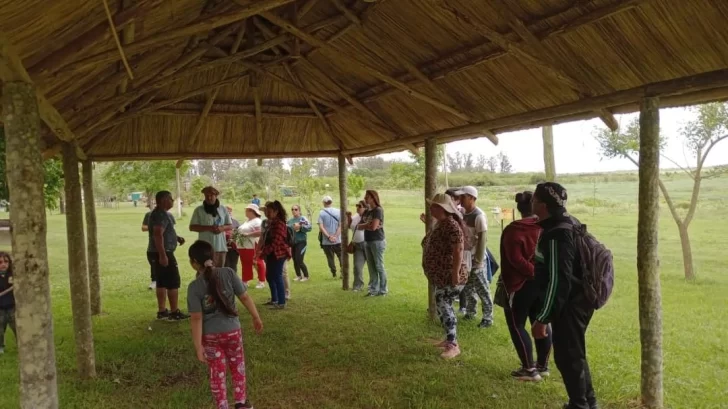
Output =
[{"x1": 0, "y1": 176, "x2": 726, "y2": 409}]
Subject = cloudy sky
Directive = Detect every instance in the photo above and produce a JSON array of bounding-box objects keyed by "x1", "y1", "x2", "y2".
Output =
[{"x1": 381, "y1": 106, "x2": 728, "y2": 174}]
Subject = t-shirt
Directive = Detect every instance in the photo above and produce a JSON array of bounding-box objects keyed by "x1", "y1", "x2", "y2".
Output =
[
  {"x1": 187, "y1": 267, "x2": 246, "y2": 335},
  {"x1": 147, "y1": 208, "x2": 178, "y2": 253},
  {"x1": 317, "y1": 207, "x2": 341, "y2": 245},
  {"x1": 362, "y1": 207, "x2": 385, "y2": 242},
  {"x1": 252, "y1": 198, "x2": 261, "y2": 206},
  {"x1": 0, "y1": 270, "x2": 15, "y2": 309},
  {"x1": 236, "y1": 218, "x2": 262, "y2": 249},
  {"x1": 462, "y1": 206, "x2": 487, "y2": 270},
  {"x1": 287, "y1": 216, "x2": 312, "y2": 243},
  {"x1": 190, "y1": 205, "x2": 232, "y2": 252},
  {"x1": 143, "y1": 211, "x2": 175, "y2": 227},
  {"x1": 422, "y1": 217, "x2": 468, "y2": 287},
  {"x1": 351, "y1": 214, "x2": 365, "y2": 243}
]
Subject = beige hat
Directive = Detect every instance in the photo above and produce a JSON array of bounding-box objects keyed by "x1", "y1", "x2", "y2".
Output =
[
  {"x1": 201, "y1": 186, "x2": 220, "y2": 195},
  {"x1": 427, "y1": 193, "x2": 461, "y2": 217},
  {"x1": 245, "y1": 204, "x2": 262, "y2": 216}
]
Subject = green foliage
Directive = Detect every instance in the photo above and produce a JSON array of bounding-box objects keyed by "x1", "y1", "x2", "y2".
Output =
[
  {"x1": 681, "y1": 102, "x2": 728, "y2": 161},
  {"x1": 101, "y1": 161, "x2": 188, "y2": 202},
  {"x1": 290, "y1": 159, "x2": 324, "y2": 218},
  {"x1": 347, "y1": 173, "x2": 365, "y2": 200}
]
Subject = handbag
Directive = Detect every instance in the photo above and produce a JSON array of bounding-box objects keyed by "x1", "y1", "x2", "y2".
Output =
[{"x1": 493, "y1": 276, "x2": 508, "y2": 308}]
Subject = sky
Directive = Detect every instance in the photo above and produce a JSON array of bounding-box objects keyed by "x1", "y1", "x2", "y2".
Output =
[{"x1": 380, "y1": 107, "x2": 728, "y2": 174}]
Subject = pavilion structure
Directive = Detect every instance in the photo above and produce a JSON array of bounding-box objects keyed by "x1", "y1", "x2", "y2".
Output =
[{"x1": 2, "y1": 0, "x2": 728, "y2": 407}]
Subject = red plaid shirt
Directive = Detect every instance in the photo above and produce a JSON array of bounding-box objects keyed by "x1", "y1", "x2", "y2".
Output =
[{"x1": 260, "y1": 219, "x2": 291, "y2": 260}]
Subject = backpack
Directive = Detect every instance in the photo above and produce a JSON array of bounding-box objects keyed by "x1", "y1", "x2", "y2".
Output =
[
  {"x1": 286, "y1": 225, "x2": 296, "y2": 248},
  {"x1": 553, "y1": 220, "x2": 614, "y2": 309}
]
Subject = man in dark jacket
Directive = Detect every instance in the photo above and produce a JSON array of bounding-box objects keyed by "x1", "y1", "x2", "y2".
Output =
[{"x1": 531, "y1": 182, "x2": 598, "y2": 409}]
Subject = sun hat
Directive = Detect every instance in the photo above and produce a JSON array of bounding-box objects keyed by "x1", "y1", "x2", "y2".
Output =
[
  {"x1": 245, "y1": 204, "x2": 262, "y2": 216},
  {"x1": 454, "y1": 186, "x2": 478, "y2": 199},
  {"x1": 427, "y1": 193, "x2": 461, "y2": 218},
  {"x1": 322, "y1": 195, "x2": 333, "y2": 203},
  {"x1": 201, "y1": 186, "x2": 220, "y2": 195}
]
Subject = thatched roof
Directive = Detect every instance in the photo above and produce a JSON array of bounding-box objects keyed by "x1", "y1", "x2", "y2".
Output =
[{"x1": 2, "y1": 0, "x2": 728, "y2": 161}]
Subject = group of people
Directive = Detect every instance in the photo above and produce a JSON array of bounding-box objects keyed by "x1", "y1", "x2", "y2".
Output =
[{"x1": 423, "y1": 182, "x2": 598, "y2": 409}]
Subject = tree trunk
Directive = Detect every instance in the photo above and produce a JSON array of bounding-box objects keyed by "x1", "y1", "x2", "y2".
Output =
[
  {"x1": 637, "y1": 97, "x2": 664, "y2": 409},
  {"x1": 542, "y1": 125, "x2": 556, "y2": 181},
  {"x1": 175, "y1": 166, "x2": 183, "y2": 218},
  {"x1": 2, "y1": 81, "x2": 60, "y2": 409},
  {"x1": 146, "y1": 190, "x2": 154, "y2": 210},
  {"x1": 61, "y1": 144, "x2": 96, "y2": 379},
  {"x1": 338, "y1": 153, "x2": 350, "y2": 290},
  {"x1": 425, "y1": 138, "x2": 438, "y2": 322},
  {"x1": 59, "y1": 189, "x2": 66, "y2": 214},
  {"x1": 82, "y1": 160, "x2": 101, "y2": 315},
  {"x1": 677, "y1": 223, "x2": 695, "y2": 280}
]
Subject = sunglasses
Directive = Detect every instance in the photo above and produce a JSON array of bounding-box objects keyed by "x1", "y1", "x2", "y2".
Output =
[{"x1": 291, "y1": 208, "x2": 299, "y2": 211}]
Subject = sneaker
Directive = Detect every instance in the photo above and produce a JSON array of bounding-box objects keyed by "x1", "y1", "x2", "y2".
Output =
[
  {"x1": 458, "y1": 308, "x2": 467, "y2": 315},
  {"x1": 364, "y1": 292, "x2": 376, "y2": 297},
  {"x1": 255, "y1": 282, "x2": 265, "y2": 289},
  {"x1": 440, "y1": 343, "x2": 461, "y2": 359},
  {"x1": 235, "y1": 400, "x2": 254, "y2": 409},
  {"x1": 156, "y1": 309, "x2": 170, "y2": 320},
  {"x1": 285, "y1": 291, "x2": 291, "y2": 300},
  {"x1": 294, "y1": 277, "x2": 302, "y2": 282},
  {"x1": 511, "y1": 367, "x2": 542, "y2": 382},
  {"x1": 352, "y1": 288, "x2": 361, "y2": 292},
  {"x1": 537, "y1": 366, "x2": 550, "y2": 377},
  {"x1": 148, "y1": 281, "x2": 156, "y2": 290},
  {"x1": 478, "y1": 319, "x2": 493, "y2": 328},
  {"x1": 168, "y1": 309, "x2": 190, "y2": 321},
  {"x1": 0, "y1": 347, "x2": 4, "y2": 355},
  {"x1": 463, "y1": 314, "x2": 476, "y2": 321},
  {"x1": 269, "y1": 304, "x2": 285, "y2": 310},
  {"x1": 301, "y1": 277, "x2": 309, "y2": 282},
  {"x1": 263, "y1": 300, "x2": 276, "y2": 306}
]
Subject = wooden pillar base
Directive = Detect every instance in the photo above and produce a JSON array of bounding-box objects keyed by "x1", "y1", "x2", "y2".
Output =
[
  {"x1": 424, "y1": 138, "x2": 438, "y2": 322},
  {"x1": 338, "y1": 153, "x2": 350, "y2": 290}
]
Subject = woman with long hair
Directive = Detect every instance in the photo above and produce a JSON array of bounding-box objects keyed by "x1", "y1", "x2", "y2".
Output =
[
  {"x1": 500, "y1": 191, "x2": 551, "y2": 382},
  {"x1": 257, "y1": 200, "x2": 291, "y2": 309},
  {"x1": 287, "y1": 204, "x2": 312, "y2": 281},
  {"x1": 358, "y1": 190, "x2": 388, "y2": 296},
  {"x1": 186, "y1": 240, "x2": 263, "y2": 409},
  {"x1": 422, "y1": 193, "x2": 469, "y2": 359},
  {"x1": 236, "y1": 204, "x2": 266, "y2": 289},
  {"x1": 0, "y1": 251, "x2": 16, "y2": 354},
  {"x1": 347, "y1": 200, "x2": 368, "y2": 291}
]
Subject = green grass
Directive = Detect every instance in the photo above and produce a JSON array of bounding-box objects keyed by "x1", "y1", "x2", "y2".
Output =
[{"x1": 1, "y1": 177, "x2": 727, "y2": 408}]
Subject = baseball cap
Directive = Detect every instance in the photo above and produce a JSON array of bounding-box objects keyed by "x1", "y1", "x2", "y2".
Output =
[
  {"x1": 454, "y1": 186, "x2": 478, "y2": 199},
  {"x1": 322, "y1": 195, "x2": 333, "y2": 203}
]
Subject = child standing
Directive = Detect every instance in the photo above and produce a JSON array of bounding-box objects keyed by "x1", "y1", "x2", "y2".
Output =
[
  {"x1": 187, "y1": 241, "x2": 263, "y2": 409},
  {"x1": 0, "y1": 251, "x2": 16, "y2": 355}
]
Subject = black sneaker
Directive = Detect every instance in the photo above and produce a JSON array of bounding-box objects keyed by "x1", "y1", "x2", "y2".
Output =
[
  {"x1": 478, "y1": 319, "x2": 493, "y2": 328},
  {"x1": 563, "y1": 404, "x2": 598, "y2": 409},
  {"x1": 156, "y1": 309, "x2": 170, "y2": 320},
  {"x1": 463, "y1": 314, "x2": 476, "y2": 321},
  {"x1": 235, "y1": 400, "x2": 253, "y2": 409},
  {"x1": 537, "y1": 365, "x2": 550, "y2": 377},
  {"x1": 511, "y1": 367, "x2": 542, "y2": 382},
  {"x1": 364, "y1": 293, "x2": 376, "y2": 297},
  {"x1": 263, "y1": 300, "x2": 276, "y2": 306},
  {"x1": 168, "y1": 309, "x2": 190, "y2": 321}
]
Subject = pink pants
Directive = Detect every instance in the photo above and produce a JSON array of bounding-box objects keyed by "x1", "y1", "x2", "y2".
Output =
[{"x1": 203, "y1": 329, "x2": 247, "y2": 409}]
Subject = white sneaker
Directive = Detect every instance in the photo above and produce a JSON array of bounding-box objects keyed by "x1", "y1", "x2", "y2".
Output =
[
  {"x1": 0, "y1": 347, "x2": 4, "y2": 354},
  {"x1": 301, "y1": 277, "x2": 309, "y2": 282},
  {"x1": 255, "y1": 282, "x2": 265, "y2": 289},
  {"x1": 148, "y1": 281, "x2": 156, "y2": 290},
  {"x1": 294, "y1": 277, "x2": 302, "y2": 282}
]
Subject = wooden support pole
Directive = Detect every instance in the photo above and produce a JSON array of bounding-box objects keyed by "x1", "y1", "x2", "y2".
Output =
[
  {"x1": 338, "y1": 153, "x2": 350, "y2": 290},
  {"x1": 2, "y1": 80, "x2": 59, "y2": 409},
  {"x1": 82, "y1": 160, "x2": 101, "y2": 315},
  {"x1": 637, "y1": 97, "x2": 663, "y2": 409},
  {"x1": 542, "y1": 125, "x2": 556, "y2": 182},
  {"x1": 424, "y1": 138, "x2": 437, "y2": 322},
  {"x1": 61, "y1": 143, "x2": 96, "y2": 379}
]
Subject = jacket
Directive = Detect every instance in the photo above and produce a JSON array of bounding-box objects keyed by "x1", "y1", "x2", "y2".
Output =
[
  {"x1": 534, "y1": 209, "x2": 584, "y2": 324},
  {"x1": 499, "y1": 216, "x2": 541, "y2": 293}
]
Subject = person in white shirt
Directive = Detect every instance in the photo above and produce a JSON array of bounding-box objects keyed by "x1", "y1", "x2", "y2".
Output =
[
  {"x1": 455, "y1": 186, "x2": 493, "y2": 328},
  {"x1": 347, "y1": 200, "x2": 368, "y2": 291},
  {"x1": 236, "y1": 204, "x2": 266, "y2": 289}
]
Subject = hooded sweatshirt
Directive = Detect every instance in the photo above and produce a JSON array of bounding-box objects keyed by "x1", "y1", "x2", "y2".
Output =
[{"x1": 499, "y1": 216, "x2": 541, "y2": 293}]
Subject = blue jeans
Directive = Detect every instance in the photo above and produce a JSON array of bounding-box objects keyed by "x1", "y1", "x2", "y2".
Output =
[
  {"x1": 365, "y1": 240, "x2": 387, "y2": 295},
  {"x1": 353, "y1": 242, "x2": 367, "y2": 290},
  {"x1": 265, "y1": 255, "x2": 287, "y2": 305}
]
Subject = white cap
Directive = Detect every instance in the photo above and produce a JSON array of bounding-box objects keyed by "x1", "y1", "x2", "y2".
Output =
[
  {"x1": 454, "y1": 186, "x2": 478, "y2": 199},
  {"x1": 322, "y1": 195, "x2": 333, "y2": 203}
]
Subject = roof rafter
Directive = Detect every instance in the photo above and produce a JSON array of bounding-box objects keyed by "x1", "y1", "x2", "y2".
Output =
[
  {"x1": 297, "y1": 0, "x2": 321, "y2": 20},
  {"x1": 117, "y1": 0, "x2": 138, "y2": 99}
]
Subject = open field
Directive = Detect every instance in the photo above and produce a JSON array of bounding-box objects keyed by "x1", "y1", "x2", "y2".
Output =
[{"x1": 0, "y1": 176, "x2": 726, "y2": 408}]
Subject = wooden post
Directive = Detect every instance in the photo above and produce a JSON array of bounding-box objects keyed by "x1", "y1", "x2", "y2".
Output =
[
  {"x1": 637, "y1": 97, "x2": 663, "y2": 409},
  {"x1": 82, "y1": 160, "x2": 101, "y2": 315},
  {"x1": 425, "y1": 138, "x2": 437, "y2": 321},
  {"x1": 338, "y1": 153, "x2": 350, "y2": 290},
  {"x1": 2, "y1": 80, "x2": 59, "y2": 409},
  {"x1": 542, "y1": 125, "x2": 556, "y2": 181},
  {"x1": 61, "y1": 143, "x2": 96, "y2": 379}
]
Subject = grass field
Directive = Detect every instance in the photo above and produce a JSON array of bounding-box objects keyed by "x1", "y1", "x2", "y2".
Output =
[{"x1": 0, "y1": 176, "x2": 726, "y2": 409}]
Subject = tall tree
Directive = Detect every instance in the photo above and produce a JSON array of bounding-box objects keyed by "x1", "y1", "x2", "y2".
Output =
[
  {"x1": 347, "y1": 173, "x2": 365, "y2": 202},
  {"x1": 595, "y1": 102, "x2": 728, "y2": 280},
  {"x1": 498, "y1": 152, "x2": 514, "y2": 173},
  {"x1": 486, "y1": 156, "x2": 498, "y2": 173},
  {"x1": 290, "y1": 159, "x2": 323, "y2": 218},
  {"x1": 101, "y1": 161, "x2": 187, "y2": 208}
]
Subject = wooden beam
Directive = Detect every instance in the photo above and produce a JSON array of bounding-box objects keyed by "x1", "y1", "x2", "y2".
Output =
[
  {"x1": 102, "y1": 0, "x2": 134, "y2": 80},
  {"x1": 330, "y1": 0, "x2": 361, "y2": 26},
  {"x1": 29, "y1": 0, "x2": 163, "y2": 78},
  {"x1": 0, "y1": 33, "x2": 86, "y2": 158},
  {"x1": 54, "y1": 0, "x2": 297, "y2": 73},
  {"x1": 290, "y1": 2, "x2": 301, "y2": 57},
  {"x1": 260, "y1": 11, "x2": 471, "y2": 121},
  {"x1": 87, "y1": 150, "x2": 341, "y2": 161},
  {"x1": 542, "y1": 125, "x2": 556, "y2": 182},
  {"x1": 254, "y1": 87, "x2": 264, "y2": 151},
  {"x1": 81, "y1": 160, "x2": 101, "y2": 315},
  {"x1": 338, "y1": 152, "x2": 350, "y2": 289},
  {"x1": 342, "y1": 69, "x2": 728, "y2": 155},
  {"x1": 155, "y1": 109, "x2": 317, "y2": 118},
  {"x1": 636, "y1": 96, "x2": 664, "y2": 408},
  {"x1": 117, "y1": 0, "x2": 137, "y2": 97},
  {"x1": 424, "y1": 137, "x2": 437, "y2": 321},
  {"x1": 297, "y1": 0, "x2": 320, "y2": 20}
]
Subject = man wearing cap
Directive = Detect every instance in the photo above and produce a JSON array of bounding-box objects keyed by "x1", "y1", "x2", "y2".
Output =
[
  {"x1": 189, "y1": 186, "x2": 233, "y2": 267},
  {"x1": 455, "y1": 186, "x2": 494, "y2": 328},
  {"x1": 318, "y1": 195, "x2": 342, "y2": 278}
]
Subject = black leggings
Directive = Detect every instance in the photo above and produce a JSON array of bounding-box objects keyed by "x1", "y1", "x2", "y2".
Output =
[
  {"x1": 504, "y1": 279, "x2": 552, "y2": 369},
  {"x1": 292, "y1": 241, "x2": 309, "y2": 278}
]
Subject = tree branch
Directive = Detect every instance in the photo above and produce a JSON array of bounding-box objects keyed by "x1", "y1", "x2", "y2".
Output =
[
  {"x1": 660, "y1": 153, "x2": 695, "y2": 180},
  {"x1": 657, "y1": 179, "x2": 684, "y2": 227}
]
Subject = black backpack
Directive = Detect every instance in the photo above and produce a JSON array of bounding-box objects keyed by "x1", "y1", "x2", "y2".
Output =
[{"x1": 286, "y1": 225, "x2": 296, "y2": 248}]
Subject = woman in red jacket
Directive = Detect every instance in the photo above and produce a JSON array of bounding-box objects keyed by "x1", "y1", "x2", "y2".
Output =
[
  {"x1": 257, "y1": 201, "x2": 291, "y2": 310},
  {"x1": 500, "y1": 191, "x2": 552, "y2": 382}
]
